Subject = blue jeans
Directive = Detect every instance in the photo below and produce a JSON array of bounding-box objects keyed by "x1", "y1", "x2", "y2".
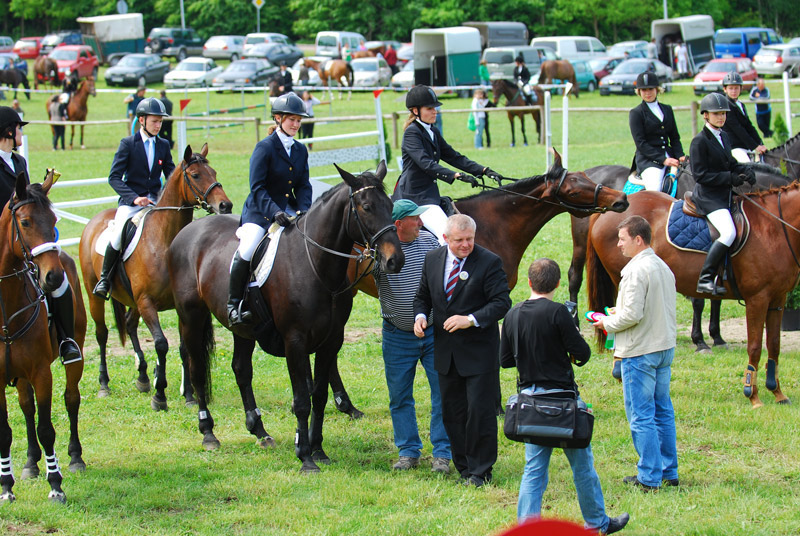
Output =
[
  {"x1": 621, "y1": 348, "x2": 679, "y2": 487},
  {"x1": 381, "y1": 320, "x2": 450, "y2": 459},
  {"x1": 474, "y1": 116, "x2": 486, "y2": 148},
  {"x1": 517, "y1": 387, "x2": 609, "y2": 531}
]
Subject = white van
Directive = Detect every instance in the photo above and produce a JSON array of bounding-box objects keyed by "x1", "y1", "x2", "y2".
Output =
[
  {"x1": 315, "y1": 31, "x2": 367, "y2": 58},
  {"x1": 482, "y1": 45, "x2": 559, "y2": 81},
  {"x1": 530, "y1": 36, "x2": 607, "y2": 60}
]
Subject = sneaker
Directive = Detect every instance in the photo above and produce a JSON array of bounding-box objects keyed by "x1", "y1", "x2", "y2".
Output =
[
  {"x1": 392, "y1": 456, "x2": 419, "y2": 470},
  {"x1": 622, "y1": 475, "x2": 658, "y2": 491},
  {"x1": 605, "y1": 512, "x2": 630, "y2": 534},
  {"x1": 431, "y1": 458, "x2": 450, "y2": 474}
]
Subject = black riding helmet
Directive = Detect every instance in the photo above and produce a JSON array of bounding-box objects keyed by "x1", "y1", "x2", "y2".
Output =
[
  {"x1": 136, "y1": 97, "x2": 169, "y2": 117},
  {"x1": 0, "y1": 105, "x2": 28, "y2": 140},
  {"x1": 271, "y1": 93, "x2": 309, "y2": 118},
  {"x1": 722, "y1": 71, "x2": 744, "y2": 87},
  {"x1": 515, "y1": 55, "x2": 525, "y2": 63},
  {"x1": 405, "y1": 85, "x2": 443, "y2": 110},
  {"x1": 635, "y1": 71, "x2": 660, "y2": 90},
  {"x1": 700, "y1": 92, "x2": 730, "y2": 114}
]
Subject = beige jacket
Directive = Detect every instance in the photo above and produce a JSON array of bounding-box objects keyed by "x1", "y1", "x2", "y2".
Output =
[{"x1": 603, "y1": 248, "x2": 677, "y2": 358}]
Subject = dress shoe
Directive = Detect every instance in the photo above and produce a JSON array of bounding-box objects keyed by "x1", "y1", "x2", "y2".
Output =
[
  {"x1": 622, "y1": 475, "x2": 658, "y2": 491},
  {"x1": 463, "y1": 474, "x2": 491, "y2": 488},
  {"x1": 605, "y1": 512, "x2": 630, "y2": 534}
]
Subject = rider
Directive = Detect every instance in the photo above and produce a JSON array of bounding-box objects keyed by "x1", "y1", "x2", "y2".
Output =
[
  {"x1": 391, "y1": 85, "x2": 501, "y2": 244},
  {"x1": 628, "y1": 71, "x2": 685, "y2": 192},
  {"x1": 0, "y1": 106, "x2": 81, "y2": 362},
  {"x1": 278, "y1": 62, "x2": 293, "y2": 95},
  {"x1": 513, "y1": 55, "x2": 536, "y2": 106},
  {"x1": 721, "y1": 72, "x2": 767, "y2": 163},
  {"x1": 690, "y1": 92, "x2": 755, "y2": 295},
  {"x1": 227, "y1": 93, "x2": 313, "y2": 325},
  {"x1": 93, "y1": 98, "x2": 174, "y2": 299}
]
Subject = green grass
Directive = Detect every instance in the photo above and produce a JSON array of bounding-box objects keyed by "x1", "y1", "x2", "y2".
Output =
[{"x1": 2, "y1": 64, "x2": 800, "y2": 535}]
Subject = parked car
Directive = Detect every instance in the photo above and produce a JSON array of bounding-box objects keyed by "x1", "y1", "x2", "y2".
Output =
[
  {"x1": 531, "y1": 35, "x2": 606, "y2": 61},
  {"x1": 40, "y1": 31, "x2": 83, "y2": 55},
  {"x1": 243, "y1": 42, "x2": 303, "y2": 67},
  {"x1": 145, "y1": 28, "x2": 204, "y2": 61},
  {"x1": 105, "y1": 53, "x2": 170, "y2": 87},
  {"x1": 391, "y1": 59, "x2": 414, "y2": 89},
  {"x1": 243, "y1": 33, "x2": 291, "y2": 55},
  {"x1": 212, "y1": 58, "x2": 278, "y2": 90},
  {"x1": 571, "y1": 59, "x2": 598, "y2": 92},
  {"x1": 396, "y1": 43, "x2": 413, "y2": 67},
  {"x1": 607, "y1": 40, "x2": 649, "y2": 58},
  {"x1": 289, "y1": 57, "x2": 321, "y2": 86},
  {"x1": 599, "y1": 58, "x2": 673, "y2": 95},
  {"x1": 352, "y1": 57, "x2": 392, "y2": 87},
  {"x1": 0, "y1": 36, "x2": 14, "y2": 54},
  {"x1": 12, "y1": 37, "x2": 43, "y2": 59},
  {"x1": 693, "y1": 58, "x2": 757, "y2": 95},
  {"x1": 753, "y1": 44, "x2": 800, "y2": 77},
  {"x1": 0, "y1": 53, "x2": 28, "y2": 75},
  {"x1": 48, "y1": 45, "x2": 99, "y2": 82},
  {"x1": 165, "y1": 57, "x2": 223, "y2": 88},
  {"x1": 714, "y1": 27, "x2": 782, "y2": 60},
  {"x1": 203, "y1": 35, "x2": 245, "y2": 61},
  {"x1": 588, "y1": 56, "x2": 624, "y2": 81},
  {"x1": 790, "y1": 38, "x2": 800, "y2": 46}
]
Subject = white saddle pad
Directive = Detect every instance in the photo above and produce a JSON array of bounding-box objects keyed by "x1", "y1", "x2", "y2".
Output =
[
  {"x1": 253, "y1": 224, "x2": 284, "y2": 287},
  {"x1": 627, "y1": 171, "x2": 645, "y2": 186},
  {"x1": 94, "y1": 207, "x2": 153, "y2": 262}
]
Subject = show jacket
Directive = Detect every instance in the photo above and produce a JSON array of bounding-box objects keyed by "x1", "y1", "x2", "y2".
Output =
[
  {"x1": 689, "y1": 126, "x2": 749, "y2": 215},
  {"x1": 629, "y1": 100, "x2": 684, "y2": 173},
  {"x1": 514, "y1": 65, "x2": 531, "y2": 85},
  {"x1": 108, "y1": 133, "x2": 175, "y2": 206},
  {"x1": 392, "y1": 121, "x2": 485, "y2": 206},
  {"x1": 241, "y1": 130, "x2": 311, "y2": 227},
  {"x1": 0, "y1": 152, "x2": 29, "y2": 207},
  {"x1": 722, "y1": 97, "x2": 763, "y2": 151}
]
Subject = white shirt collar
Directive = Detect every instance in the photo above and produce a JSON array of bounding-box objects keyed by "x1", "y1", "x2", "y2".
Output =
[
  {"x1": 139, "y1": 129, "x2": 156, "y2": 145},
  {"x1": 276, "y1": 129, "x2": 295, "y2": 156},
  {"x1": 0, "y1": 148, "x2": 14, "y2": 173},
  {"x1": 416, "y1": 119, "x2": 435, "y2": 141},
  {"x1": 646, "y1": 100, "x2": 664, "y2": 121},
  {"x1": 704, "y1": 123, "x2": 725, "y2": 146}
]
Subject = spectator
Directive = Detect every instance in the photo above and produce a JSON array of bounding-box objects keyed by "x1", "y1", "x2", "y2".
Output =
[
  {"x1": 159, "y1": 90, "x2": 174, "y2": 149},
  {"x1": 675, "y1": 43, "x2": 688, "y2": 78},
  {"x1": 124, "y1": 86, "x2": 147, "y2": 136},
  {"x1": 385, "y1": 44, "x2": 398, "y2": 75},
  {"x1": 749, "y1": 77, "x2": 773, "y2": 138},
  {"x1": 278, "y1": 62, "x2": 293, "y2": 95},
  {"x1": 299, "y1": 91, "x2": 329, "y2": 150},
  {"x1": 471, "y1": 88, "x2": 488, "y2": 149},
  {"x1": 479, "y1": 59, "x2": 490, "y2": 86},
  {"x1": 49, "y1": 94, "x2": 68, "y2": 150}
]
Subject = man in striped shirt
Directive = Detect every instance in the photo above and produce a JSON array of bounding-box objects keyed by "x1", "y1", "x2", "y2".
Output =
[{"x1": 374, "y1": 199, "x2": 452, "y2": 474}]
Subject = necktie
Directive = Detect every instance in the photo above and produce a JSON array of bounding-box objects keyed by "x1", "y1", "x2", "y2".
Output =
[
  {"x1": 446, "y1": 259, "x2": 461, "y2": 302},
  {"x1": 146, "y1": 138, "x2": 154, "y2": 171}
]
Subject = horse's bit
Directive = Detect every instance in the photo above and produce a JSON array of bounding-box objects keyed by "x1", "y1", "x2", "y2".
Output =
[{"x1": 181, "y1": 156, "x2": 223, "y2": 214}]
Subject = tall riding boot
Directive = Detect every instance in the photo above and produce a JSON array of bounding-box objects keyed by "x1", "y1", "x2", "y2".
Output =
[
  {"x1": 52, "y1": 286, "x2": 82, "y2": 364},
  {"x1": 696, "y1": 241, "x2": 729, "y2": 295},
  {"x1": 227, "y1": 252, "x2": 253, "y2": 326},
  {"x1": 93, "y1": 244, "x2": 120, "y2": 300}
]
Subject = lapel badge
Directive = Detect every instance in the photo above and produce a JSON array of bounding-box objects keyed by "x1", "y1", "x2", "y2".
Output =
[{"x1": 459, "y1": 271, "x2": 469, "y2": 281}]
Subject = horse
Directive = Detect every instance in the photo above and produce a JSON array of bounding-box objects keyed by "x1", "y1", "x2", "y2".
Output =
[
  {"x1": 303, "y1": 58, "x2": 353, "y2": 100},
  {"x1": 491, "y1": 78, "x2": 545, "y2": 147},
  {"x1": 568, "y1": 161, "x2": 792, "y2": 352},
  {"x1": 762, "y1": 132, "x2": 800, "y2": 180},
  {"x1": 33, "y1": 56, "x2": 58, "y2": 90},
  {"x1": 538, "y1": 60, "x2": 580, "y2": 97},
  {"x1": 585, "y1": 185, "x2": 800, "y2": 407},
  {"x1": 66, "y1": 76, "x2": 96, "y2": 150},
  {"x1": 0, "y1": 69, "x2": 30, "y2": 100},
  {"x1": 78, "y1": 144, "x2": 233, "y2": 411},
  {"x1": 168, "y1": 161, "x2": 404, "y2": 472},
  {"x1": 1, "y1": 170, "x2": 86, "y2": 504}
]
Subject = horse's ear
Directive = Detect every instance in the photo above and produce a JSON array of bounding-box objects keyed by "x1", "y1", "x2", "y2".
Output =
[
  {"x1": 15, "y1": 171, "x2": 27, "y2": 201},
  {"x1": 183, "y1": 144, "x2": 193, "y2": 163},
  {"x1": 334, "y1": 163, "x2": 358, "y2": 188},
  {"x1": 551, "y1": 148, "x2": 563, "y2": 170},
  {"x1": 42, "y1": 168, "x2": 59, "y2": 194},
  {"x1": 375, "y1": 160, "x2": 387, "y2": 181},
  {"x1": 200, "y1": 143, "x2": 208, "y2": 158}
]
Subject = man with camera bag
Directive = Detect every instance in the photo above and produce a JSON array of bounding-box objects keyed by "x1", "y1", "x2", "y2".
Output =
[{"x1": 501, "y1": 258, "x2": 629, "y2": 533}]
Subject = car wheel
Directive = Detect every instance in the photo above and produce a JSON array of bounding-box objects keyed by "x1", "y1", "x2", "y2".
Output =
[
  {"x1": 177, "y1": 48, "x2": 187, "y2": 62},
  {"x1": 587, "y1": 80, "x2": 596, "y2": 92},
  {"x1": 138, "y1": 75, "x2": 146, "y2": 87},
  {"x1": 230, "y1": 53, "x2": 239, "y2": 62}
]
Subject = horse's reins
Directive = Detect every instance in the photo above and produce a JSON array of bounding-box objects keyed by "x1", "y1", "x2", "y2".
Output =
[{"x1": 180, "y1": 156, "x2": 222, "y2": 214}]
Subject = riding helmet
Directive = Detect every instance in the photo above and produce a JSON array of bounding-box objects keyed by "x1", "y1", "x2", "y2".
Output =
[
  {"x1": 0, "y1": 106, "x2": 28, "y2": 139},
  {"x1": 515, "y1": 55, "x2": 525, "y2": 63},
  {"x1": 635, "y1": 71, "x2": 660, "y2": 89},
  {"x1": 271, "y1": 93, "x2": 309, "y2": 117},
  {"x1": 700, "y1": 92, "x2": 730, "y2": 113},
  {"x1": 722, "y1": 71, "x2": 744, "y2": 87},
  {"x1": 405, "y1": 85, "x2": 443, "y2": 110},
  {"x1": 135, "y1": 97, "x2": 169, "y2": 118}
]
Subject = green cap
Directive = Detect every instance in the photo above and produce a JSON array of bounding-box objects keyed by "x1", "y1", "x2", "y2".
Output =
[{"x1": 392, "y1": 199, "x2": 427, "y2": 221}]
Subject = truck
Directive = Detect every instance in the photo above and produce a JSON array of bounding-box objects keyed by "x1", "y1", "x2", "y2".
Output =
[
  {"x1": 77, "y1": 13, "x2": 145, "y2": 66},
  {"x1": 651, "y1": 15, "x2": 715, "y2": 75},
  {"x1": 463, "y1": 21, "x2": 529, "y2": 49},
  {"x1": 412, "y1": 27, "x2": 481, "y2": 94}
]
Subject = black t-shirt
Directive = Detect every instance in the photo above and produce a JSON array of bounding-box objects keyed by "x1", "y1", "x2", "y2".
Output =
[{"x1": 500, "y1": 298, "x2": 591, "y2": 391}]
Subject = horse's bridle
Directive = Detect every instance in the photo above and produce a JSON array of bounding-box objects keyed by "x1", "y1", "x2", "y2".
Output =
[{"x1": 181, "y1": 156, "x2": 222, "y2": 214}]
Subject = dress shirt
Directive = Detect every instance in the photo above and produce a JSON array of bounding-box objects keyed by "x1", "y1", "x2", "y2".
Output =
[
  {"x1": 705, "y1": 124, "x2": 725, "y2": 148},
  {"x1": 276, "y1": 129, "x2": 295, "y2": 157},
  {"x1": 0, "y1": 149, "x2": 15, "y2": 173},
  {"x1": 415, "y1": 119, "x2": 435, "y2": 141},
  {"x1": 646, "y1": 101, "x2": 664, "y2": 121}
]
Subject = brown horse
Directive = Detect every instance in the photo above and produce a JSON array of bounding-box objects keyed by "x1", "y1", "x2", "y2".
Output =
[
  {"x1": 79, "y1": 144, "x2": 233, "y2": 410},
  {"x1": 303, "y1": 58, "x2": 354, "y2": 100},
  {"x1": 33, "y1": 56, "x2": 58, "y2": 90},
  {"x1": 1, "y1": 170, "x2": 86, "y2": 504},
  {"x1": 0, "y1": 69, "x2": 30, "y2": 100},
  {"x1": 538, "y1": 60, "x2": 580, "y2": 97},
  {"x1": 491, "y1": 78, "x2": 544, "y2": 147},
  {"x1": 67, "y1": 76, "x2": 96, "y2": 150},
  {"x1": 586, "y1": 187, "x2": 800, "y2": 407}
]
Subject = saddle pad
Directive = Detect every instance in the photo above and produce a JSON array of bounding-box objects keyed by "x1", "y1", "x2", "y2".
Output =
[
  {"x1": 622, "y1": 177, "x2": 677, "y2": 197},
  {"x1": 94, "y1": 207, "x2": 153, "y2": 262},
  {"x1": 253, "y1": 225, "x2": 284, "y2": 287},
  {"x1": 666, "y1": 200, "x2": 713, "y2": 253}
]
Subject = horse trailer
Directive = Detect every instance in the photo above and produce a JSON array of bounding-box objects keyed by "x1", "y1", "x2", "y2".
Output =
[
  {"x1": 412, "y1": 27, "x2": 481, "y2": 92},
  {"x1": 463, "y1": 21, "x2": 529, "y2": 49},
  {"x1": 651, "y1": 15, "x2": 715, "y2": 74},
  {"x1": 77, "y1": 13, "x2": 145, "y2": 66}
]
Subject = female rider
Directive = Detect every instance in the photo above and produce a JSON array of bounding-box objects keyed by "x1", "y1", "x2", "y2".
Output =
[
  {"x1": 720, "y1": 71, "x2": 767, "y2": 163},
  {"x1": 0, "y1": 106, "x2": 81, "y2": 363},
  {"x1": 628, "y1": 71, "x2": 685, "y2": 192},
  {"x1": 690, "y1": 92, "x2": 755, "y2": 295},
  {"x1": 227, "y1": 93, "x2": 312, "y2": 325},
  {"x1": 391, "y1": 85, "x2": 501, "y2": 244}
]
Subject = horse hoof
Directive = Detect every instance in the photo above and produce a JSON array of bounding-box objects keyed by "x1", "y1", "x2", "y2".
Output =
[
  {"x1": 184, "y1": 397, "x2": 198, "y2": 408},
  {"x1": 300, "y1": 460, "x2": 321, "y2": 473},
  {"x1": 509, "y1": 143, "x2": 515, "y2": 148},
  {"x1": 347, "y1": 407, "x2": 365, "y2": 420},
  {"x1": 750, "y1": 399, "x2": 764, "y2": 408},
  {"x1": 150, "y1": 395, "x2": 168, "y2": 412},
  {"x1": 695, "y1": 347, "x2": 712, "y2": 355},
  {"x1": 97, "y1": 387, "x2": 110, "y2": 398},
  {"x1": 311, "y1": 449, "x2": 332, "y2": 465},
  {"x1": 20, "y1": 465, "x2": 40, "y2": 480},
  {"x1": 202, "y1": 432, "x2": 221, "y2": 451},
  {"x1": 48, "y1": 490, "x2": 66, "y2": 504},
  {"x1": 136, "y1": 379, "x2": 151, "y2": 393},
  {"x1": 0, "y1": 491, "x2": 16, "y2": 503},
  {"x1": 69, "y1": 460, "x2": 86, "y2": 473},
  {"x1": 713, "y1": 341, "x2": 728, "y2": 350},
  {"x1": 524, "y1": 143, "x2": 528, "y2": 147},
  {"x1": 257, "y1": 436, "x2": 276, "y2": 449},
  {"x1": 777, "y1": 398, "x2": 792, "y2": 405}
]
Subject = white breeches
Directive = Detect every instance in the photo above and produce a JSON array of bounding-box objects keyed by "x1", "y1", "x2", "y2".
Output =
[
  {"x1": 641, "y1": 167, "x2": 666, "y2": 192},
  {"x1": 731, "y1": 148, "x2": 751, "y2": 163},
  {"x1": 235, "y1": 222, "x2": 267, "y2": 262},
  {"x1": 419, "y1": 204, "x2": 448, "y2": 245},
  {"x1": 109, "y1": 204, "x2": 149, "y2": 250},
  {"x1": 707, "y1": 208, "x2": 736, "y2": 247}
]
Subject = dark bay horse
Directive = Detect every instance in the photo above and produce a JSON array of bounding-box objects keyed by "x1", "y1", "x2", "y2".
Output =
[
  {"x1": 168, "y1": 161, "x2": 404, "y2": 472},
  {"x1": 538, "y1": 60, "x2": 580, "y2": 97},
  {"x1": 491, "y1": 78, "x2": 545, "y2": 147},
  {"x1": 762, "y1": 132, "x2": 800, "y2": 180},
  {"x1": 66, "y1": 76, "x2": 96, "y2": 150},
  {"x1": 586, "y1": 186, "x2": 800, "y2": 407},
  {"x1": 79, "y1": 144, "x2": 232, "y2": 410},
  {"x1": 1, "y1": 170, "x2": 86, "y2": 504},
  {"x1": 33, "y1": 56, "x2": 58, "y2": 90},
  {"x1": 0, "y1": 69, "x2": 30, "y2": 100},
  {"x1": 569, "y1": 162, "x2": 791, "y2": 352},
  {"x1": 303, "y1": 58, "x2": 353, "y2": 100}
]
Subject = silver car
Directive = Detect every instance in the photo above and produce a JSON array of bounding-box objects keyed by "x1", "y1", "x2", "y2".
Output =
[
  {"x1": 753, "y1": 44, "x2": 800, "y2": 77},
  {"x1": 203, "y1": 35, "x2": 245, "y2": 61}
]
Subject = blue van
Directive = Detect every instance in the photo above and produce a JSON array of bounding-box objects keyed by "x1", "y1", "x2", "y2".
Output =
[{"x1": 715, "y1": 27, "x2": 782, "y2": 59}]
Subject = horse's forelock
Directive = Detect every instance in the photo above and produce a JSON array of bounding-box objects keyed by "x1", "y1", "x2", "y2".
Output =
[{"x1": 23, "y1": 183, "x2": 52, "y2": 209}]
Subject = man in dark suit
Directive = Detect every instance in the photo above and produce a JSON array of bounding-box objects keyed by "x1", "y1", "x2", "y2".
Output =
[
  {"x1": 93, "y1": 97, "x2": 175, "y2": 299},
  {"x1": 413, "y1": 214, "x2": 511, "y2": 486},
  {"x1": 278, "y1": 62, "x2": 293, "y2": 95},
  {"x1": 720, "y1": 72, "x2": 766, "y2": 163},
  {"x1": 159, "y1": 90, "x2": 174, "y2": 149}
]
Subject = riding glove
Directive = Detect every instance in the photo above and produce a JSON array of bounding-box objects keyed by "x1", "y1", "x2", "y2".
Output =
[
  {"x1": 483, "y1": 168, "x2": 503, "y2": 183},
  {"x1": 274, "y1": 211, "x2": 292, "y2": 227},
  {"x1": 744, "y1": 168, "x2": 757, "y2": 185},
  {"x1": 732, "y1": 174, "x2": 746, "y2": 187},
  {"x1": 458, "y1": 174, "x2": 479, "y2": 187}
]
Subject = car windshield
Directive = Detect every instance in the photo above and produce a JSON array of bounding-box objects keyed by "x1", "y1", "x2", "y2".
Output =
[
  {"x1": 716, "y1": 32, "x2": 743, "y2": 45},
  {"x1": 50, "y1": 49, "x2": 78, "y2": 61},
  {"x1": 228, "y1": 62, "x2": 256, "y2": 73},
  {"x1": 703, "y1": 62, "x2": 736, "y2": 73},
  {"x1": 176, "y1": 62, "x2": 204, "y2": 72},
  {"x1": 483, "y1": 51, "x2": 515, "y2": 64},
  {"x1": 246, "y1": 36, "x2": 265, "y2": 46},
  {"x1": 149, "y1": 29, "x2": 172, "y2": 39},
  {"x1": 612, "y1": 61, "x2": 649, "y2": 74},
  {"x1": 402, "y1": 61, "x2": 414, "y2": 71},
  {"x1": 318, "y1": 36, "x2": 337, "y2": 47},
  {"x1": 42, "y1": 35, "x2": 61, "y2": 46},
  {"x1": 119, "y1": 56, "x2": 147, "y2": 67},
  {"x1": 353, "y1": 60, "x2": 377, "y2": 72},
  {"x1": 16, "y1": 40, "x2": 37, "y2": 47}
]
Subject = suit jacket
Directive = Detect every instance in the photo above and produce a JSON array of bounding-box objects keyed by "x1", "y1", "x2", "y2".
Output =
[
  {"x1": 514, "y1": 65, "x2": 531, "y2": 85},
  {"x1": 629, "y1": 100, "x2": 684, "y2": 172},
  {"x1": 413, "y1": 244, "x2": 511, "y2": 376},
  {"x1": 0, "y1": 152, "x2": 29, "y2": 207},
  {"x1": 690, "y1": 127, "x2": 748, "y2": 215},
  {"x1": 281, "y1": 70, "x2": 293, "y2": 93},
  {"x1": 108, "y1": 133, "x2": 175, "y2": 206},
  {"x1": 722, "y1": 97, "x2": 762, "y2": 150},
  {"x1": 392, "y1": 121, "x2": 485, "y2": 206},
  {"x1": 241, "y1": 131, "x2": 311, "y2": 227}
]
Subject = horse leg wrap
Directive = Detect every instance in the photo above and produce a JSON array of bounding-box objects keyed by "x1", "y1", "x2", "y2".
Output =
[
  {"x1": 245, "y1": 408, "x2": 262, "y2": 435},
  {"x1": 0, "y1": 456, "x2": 14, "y2": 482},
  {"x1": 743, "y1": 364, "x2": 757, "y2": 398},
  {"x1": 198, "y1": 410, "x2": 215, "y2": 435},
  {"x1": 333, "y1": 391, "x2": 351, "y2": 413},
  {"x1": 611, "y1": 358, "x2": 622, "y2": 382},
  {"x1": 765, "y1": 359, "x2": 778, "y2": 392},
  {"x1": 45, "y1": 454, "x2": 62, "y2": 479}
]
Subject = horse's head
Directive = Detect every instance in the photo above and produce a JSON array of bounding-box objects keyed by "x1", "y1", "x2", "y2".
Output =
[
  {"x1": 84, "y1": 76, "x2": 97, "y2": 97},
  {"x1": 6, "y1": 169, "x2": 64, "y2": 292},
  {"x1": 546, "y1": 150, "x2": 629, "y2": 216},
  {"x1": 334, "y1": 161, "x2": 404, "y2": 274},
  {"x1": 490, "y1": 79, "x2": 507, "y2": 105},
  {"x1": 176, "y1": 143, "x2": 232, "y2": 214}
]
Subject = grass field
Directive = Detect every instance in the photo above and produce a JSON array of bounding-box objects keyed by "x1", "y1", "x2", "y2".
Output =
[{"x1": 1, "y1": 65, "x2": 800, "y2": 535}]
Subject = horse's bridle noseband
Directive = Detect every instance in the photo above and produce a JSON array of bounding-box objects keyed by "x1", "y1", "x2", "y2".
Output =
[{"x1": 181, "y1": 156, "x2": 222, "y2": 214}]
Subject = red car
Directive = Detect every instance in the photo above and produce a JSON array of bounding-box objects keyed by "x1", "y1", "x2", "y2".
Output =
[
  {"x1": 588, "y1": 56, "x2": 625, "y2": 81},
  {"x1": 13, "y1": 37, "x2": 43, "y2": 59},
  {"x1": 693, "y1": 58, "x2": 757, "y2": 95},
  {"x1": 48, "y1": 45, "x2": 99, "y2": 82}
]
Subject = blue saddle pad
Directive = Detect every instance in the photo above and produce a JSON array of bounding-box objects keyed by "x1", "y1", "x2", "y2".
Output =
[{"x1": 667, "y1": 201, "x2": 712, "y2": 253}]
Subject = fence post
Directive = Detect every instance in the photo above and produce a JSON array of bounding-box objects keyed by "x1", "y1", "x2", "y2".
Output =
[
  {"x1": 373, "y1": 90, "x2": 387, "y2": 164},
  {"x1": 691, "y1": 100, "x2": 698, "y2": 137},
  {"x1": 544, "y1": 91, "x2": 552, "y2": 169},
  {"x1": 784, "y1": 71, "x2": 793, "y2": 136},
  {"x1": 392, "y1": 112, "x2": 399, "y2": 149},
  {"x1": 255, "y1": 117, "x2": 261, "y2": 143},
  {"x1": 562, "y1": 83, "x2": 572, "y2": 169},
  {"x1": 205, "y1": 87, "x2": 211, "y2": 139}
]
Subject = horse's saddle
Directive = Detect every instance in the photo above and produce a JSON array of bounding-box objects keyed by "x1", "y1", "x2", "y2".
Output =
[
  {"x1": 251, "y1": 224, "x2": 284, "y2": 287},
  {"x1": 666, "y1": 194, "x2": 750, "y2": 255},
  {"x1": 94, "y1": 207, "x2": 153, "y2": 261},
  {"x1": 623, "y1": 171, "x2": 677, "y2": 197}
]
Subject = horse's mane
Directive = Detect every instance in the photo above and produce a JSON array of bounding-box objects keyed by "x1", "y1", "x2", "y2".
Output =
[
  {"x1": 746, "y1": 178, "x2": 800, "y2": 199},
  {"x1": 458, "y1": 167, "x2": 560, "y2": 201},
  {"x1": 765, "y1": 131, "x2": 800, "y2": 154},
  {"x1": 313, "y1": 168, "x2": 388, "y2": 206},
  {"x1": 745, "y1": 161, "x2": 791, "y2": 180}
]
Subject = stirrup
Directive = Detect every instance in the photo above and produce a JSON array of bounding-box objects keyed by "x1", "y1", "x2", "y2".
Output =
[
  {"x1": 60, "y1": 338, "x2": 82, "y2": 365},
  {"x1": 228, "y1": 302, "x2": 253, "y2": 326}
]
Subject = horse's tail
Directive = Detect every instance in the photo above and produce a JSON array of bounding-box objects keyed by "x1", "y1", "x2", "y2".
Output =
[
  {"x1": 193, "y1": 310, "x2": 216, "y2": 403},
  {"x1": 111, "y1": 298, "x2": 127, "y2": 347},
  {"x1": 586, "y1": 230, "x2": 617, "y2": 350},
  {"x1": 346, "y1": 63, "x2": 353, "y2": 87}
]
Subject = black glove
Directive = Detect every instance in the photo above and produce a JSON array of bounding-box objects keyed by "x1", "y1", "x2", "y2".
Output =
[
  {"x1": 458, "y1": 174, "x2": 479, "y2": 188},
  {"x1": 732, "y1": 174, "x2": 746, "y2": 187},
  {"x1": 483, "y1": 168, "x2": 503, "y2": 183},
  {"x1": 274, "y1": 211, "x2": 292, "y2": 227},
  {"x1": 744, "y1": 168, "x2": 756, "y2": 185}
]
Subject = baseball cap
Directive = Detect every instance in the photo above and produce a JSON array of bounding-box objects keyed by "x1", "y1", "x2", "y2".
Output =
[{"x1": 392, "y1": 199, "x2": 427, "y2": 221}]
